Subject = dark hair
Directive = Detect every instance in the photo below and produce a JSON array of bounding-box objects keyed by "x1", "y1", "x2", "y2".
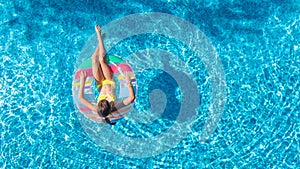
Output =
[{"x1": 97, "y1": 100, "x2": 116, "y2": 125}]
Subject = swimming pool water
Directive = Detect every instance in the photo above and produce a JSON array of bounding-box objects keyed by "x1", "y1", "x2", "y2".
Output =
[{"x1": 1, "y1": 0, "x2": 299, "y2": 168}]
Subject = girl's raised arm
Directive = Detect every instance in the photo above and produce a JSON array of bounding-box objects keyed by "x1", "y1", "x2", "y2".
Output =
[{"x1": 78, "y1": 71, "x2": 97, "y2": 112}]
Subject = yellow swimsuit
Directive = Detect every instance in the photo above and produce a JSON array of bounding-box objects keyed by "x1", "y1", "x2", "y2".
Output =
[
  {"x1": 97, "y1": 94, "x2": 116, "y2": 102},
  {"x1": 97, "y1": 80, "x2": 116, "y2": 102}
]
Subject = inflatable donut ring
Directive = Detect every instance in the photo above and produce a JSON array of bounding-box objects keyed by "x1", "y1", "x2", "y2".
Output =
[{"x1": 72, "y1": 55, "x2": 137, "y2": 123}]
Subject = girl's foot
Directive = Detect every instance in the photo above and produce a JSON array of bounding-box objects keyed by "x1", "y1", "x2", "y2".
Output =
[{"x1": 95, "y1": 25, "x2": 101, "y2": 38}]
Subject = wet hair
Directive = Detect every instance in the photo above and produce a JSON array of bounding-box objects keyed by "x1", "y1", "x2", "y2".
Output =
[{"x1": 97, "y1": 100, "x2": 117, "y2": 125}]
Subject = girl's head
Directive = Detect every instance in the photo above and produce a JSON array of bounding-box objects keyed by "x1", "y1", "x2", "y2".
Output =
[{"x1": 97, "y1": 100, "x2": 116, "y2": 125}]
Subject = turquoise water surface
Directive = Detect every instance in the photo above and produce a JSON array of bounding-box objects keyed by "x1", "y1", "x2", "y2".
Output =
[{"x1": 1, "y1": 0, "x2": 299, "y2": 168}]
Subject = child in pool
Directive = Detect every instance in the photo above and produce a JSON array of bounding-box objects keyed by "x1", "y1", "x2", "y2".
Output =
[{"x1": 78, "y1": 25, "x2": 135, "y2": 125}]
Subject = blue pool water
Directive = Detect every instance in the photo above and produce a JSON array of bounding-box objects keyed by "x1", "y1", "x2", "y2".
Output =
[{"x1": 1, "y1": 0, "x2": 299, "y2": 168}]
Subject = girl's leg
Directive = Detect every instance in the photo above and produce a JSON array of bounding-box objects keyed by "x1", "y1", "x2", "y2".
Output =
[
  {"x1": 100, "y1": 58, "x2": 113, "y2": 80},
  {"x1": 95, "y1": 25, "x2": 113, "y2": 80},
  {"x1": 95, "y1": 25, "x2": 106, "y2": 61},
  {"x1": 92, "y1": 46, "x2": 105, "y2": 84}
]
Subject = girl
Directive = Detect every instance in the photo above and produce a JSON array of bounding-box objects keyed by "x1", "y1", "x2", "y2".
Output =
[{"x1": 78, "y1": 25, "x2": 135, "y2": 125}]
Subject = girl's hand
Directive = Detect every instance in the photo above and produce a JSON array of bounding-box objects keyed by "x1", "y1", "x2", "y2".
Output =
[
  {"x1": 123, "y1": 71, "x2": 131, "y2": 84},
  {"x1": 80, "y1": 71, "x2": 87, "y2": 83}
]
